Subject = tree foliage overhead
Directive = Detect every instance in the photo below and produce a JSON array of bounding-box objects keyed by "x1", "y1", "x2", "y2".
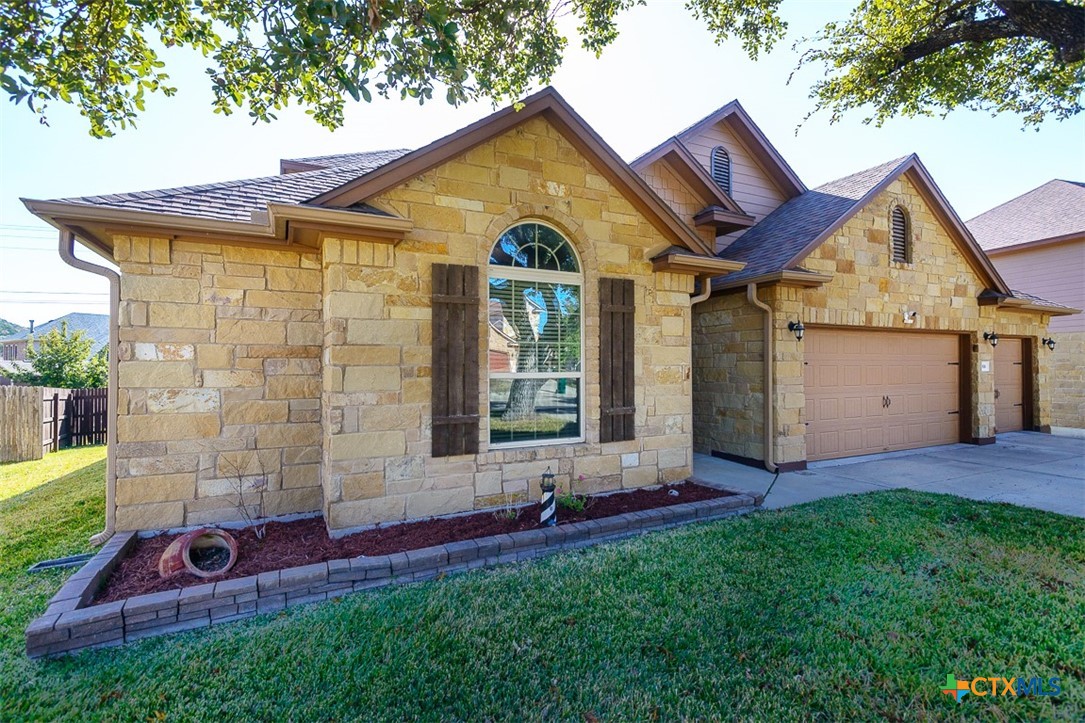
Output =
[
  {"x1": 798, "y1": 0, "x2": 1085, "y2": 127},
  {"x1": 0, "y1": 0, "x2": 1081, "y2": 137},
  {"x1": 5, "y1": 322, "x2": 108, "y2": 389}
]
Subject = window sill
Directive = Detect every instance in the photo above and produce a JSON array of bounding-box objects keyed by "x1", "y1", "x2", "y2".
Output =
[{"x1": 487, "y1": 436, "x2": 587, "y2": 451}]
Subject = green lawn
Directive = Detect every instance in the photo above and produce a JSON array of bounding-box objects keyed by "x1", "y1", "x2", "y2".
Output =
[{"x1": 1, "y1": 447, "x2": 1082, "y2": 720}]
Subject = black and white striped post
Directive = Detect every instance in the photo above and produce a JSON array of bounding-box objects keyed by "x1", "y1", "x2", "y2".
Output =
[{"x1": 540, "y1": 467, "x2": 557, "y2": 527}]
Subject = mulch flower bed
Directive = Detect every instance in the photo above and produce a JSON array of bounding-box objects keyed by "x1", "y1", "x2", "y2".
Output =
[{"x1": 95, "y1": 482, "x2": 733, "y2": 603}]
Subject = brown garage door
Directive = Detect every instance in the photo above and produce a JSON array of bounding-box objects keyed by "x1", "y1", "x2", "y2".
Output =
[
  {"x1": 805, "y1": 329, "x2": 960, "y2": 461},
  {"x1": 994, "y1": 338, "x2": 1025, "y2": 433}
]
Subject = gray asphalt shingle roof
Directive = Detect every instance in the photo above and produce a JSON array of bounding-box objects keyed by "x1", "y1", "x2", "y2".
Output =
[
  {"x1": 716, "y1": 156, "x2": 911, "y2": 284},
  {"x1": 50, "y1": 150, "x2": 411, "y2": 223},
  {"x1": 967, "y1": 180, "x2": 1085, "y2": 251},
  {"x1": 0, "y1": 313, "x2": 110, "y2": 355},
  {"x1": 283, "y1": 149, "x2": 411, "y2": 169},
  {"x1": 1008, "y1": 289, "x2": 1077, "y2": 311}
]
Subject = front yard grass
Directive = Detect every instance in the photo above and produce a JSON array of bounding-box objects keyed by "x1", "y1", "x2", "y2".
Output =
[{"x1": 1, "y1": 447, "x2": 1082, "y2": 720}]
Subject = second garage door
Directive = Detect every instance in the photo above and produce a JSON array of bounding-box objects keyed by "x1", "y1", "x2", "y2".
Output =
[{"x1": 805, "y1": 329, "x2": 961, "y2": 461}]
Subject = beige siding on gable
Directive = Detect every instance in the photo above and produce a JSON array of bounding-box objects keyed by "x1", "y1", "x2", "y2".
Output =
[
  {"x1": 988, "y1": 239, "x2": 1085, "y2": 332},
  {"x1": 682, "y1": 121, "x2": 788, "y2": 250}
]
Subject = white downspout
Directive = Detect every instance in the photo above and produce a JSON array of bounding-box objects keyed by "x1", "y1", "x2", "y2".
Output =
[
  {"x1": 746, "y1": 283, "x2": 777, "y2": 473},
  {"x1": 58, "y1": 231, "x2": 119, "y2": 545}
]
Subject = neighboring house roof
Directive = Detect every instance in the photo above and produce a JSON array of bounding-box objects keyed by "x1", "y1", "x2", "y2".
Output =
[
  {"x1": 714, "y1": 154, "x2": 1012, "y2": 298},
  {"x1": 633, "y1": 100, "x2": 806, "y2": 199},
  {"x1": 0, "y1": 313, "x2": 110, "y2": 355},
  {"x1": 967, "y1": 180, "x2": 1085, "y2": 252}
]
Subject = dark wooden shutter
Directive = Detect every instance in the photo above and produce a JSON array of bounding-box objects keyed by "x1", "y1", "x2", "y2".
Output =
[
  {"x1": 599, "y1": 277, "x2": 635, "y2": 443},
  {"x1": 891, "y1": 206, "x2": 909, "y2": 262},
  {"x1": 431, "y1": 263, "x2": 480, "y2": 457}
]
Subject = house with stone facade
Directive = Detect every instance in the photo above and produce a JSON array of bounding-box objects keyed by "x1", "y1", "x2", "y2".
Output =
[
  {"x1": 22, "y1": 87, "x2": 1075, "y2": 537},
  {"x1": 967, "y1": 180, "x2": 1085, "y2": 433}
]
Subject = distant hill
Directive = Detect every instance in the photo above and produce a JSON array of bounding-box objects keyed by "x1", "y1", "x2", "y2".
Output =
[{"x1": 0, "y1": 318, "x2": 26, "y2": 337}]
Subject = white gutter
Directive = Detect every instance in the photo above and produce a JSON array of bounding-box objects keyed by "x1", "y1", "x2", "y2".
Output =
[
  {"x1": 58, "y1": 230, "x2": 119, "y2": 545},
  {"x1": 747, "y1": 283, "x2": 777, "y2": 473}
]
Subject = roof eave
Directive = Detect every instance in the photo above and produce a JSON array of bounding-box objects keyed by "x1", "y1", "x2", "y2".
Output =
[
  {"x1": 651, "y1": 252, "x2": 745, "y2": 275},
  {"x1": 713, "y1": 269, "x2": 834, "y2": 292},
  {"x1": 693, "y1": 206, "x2": 756, "y2": 233},
  {"x1": 22, "y1": 198, "x2": 413, "y2": 259},
  {"x1": 980, "y1": 230, "x2": 1085, "y2": 256}
]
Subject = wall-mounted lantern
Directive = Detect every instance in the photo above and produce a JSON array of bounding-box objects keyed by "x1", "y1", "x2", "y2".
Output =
[
  {"x1": 788, "y1": 320, "x2": 805, "y2": 342},
  {"x1": 983, "y1": 332, "x2": 999, "y2": 347},
  {"x1": 1042, "y1": 337, "x2": 1056, "y2": 351}
]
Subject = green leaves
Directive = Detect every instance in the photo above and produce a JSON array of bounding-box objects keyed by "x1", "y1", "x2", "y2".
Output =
[
  {"x1": 796, "y1": 0, "x2": 1085, "y2": 127},
  {"x1": 0, "y1": 0, "x2": 1079, "y2": 137},
  {"x1": 6, "y1": 322, "x2": 106, "y2": 389}
]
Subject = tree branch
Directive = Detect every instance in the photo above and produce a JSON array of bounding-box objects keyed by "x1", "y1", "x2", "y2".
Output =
[{"x1": 894, "y1": 0, "x2": 1085, "y2": 70}]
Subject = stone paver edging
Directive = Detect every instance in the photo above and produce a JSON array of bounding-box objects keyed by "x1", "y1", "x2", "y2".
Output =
[{"x1": 26, "y1": 488, "x2": 760, "y2": 658}]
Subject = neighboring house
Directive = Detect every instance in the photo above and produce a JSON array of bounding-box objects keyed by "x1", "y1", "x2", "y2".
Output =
[
  {"x1": 0, "y1": 313, "x2": 110, "y2": 384},
  {"x1": 21, "y1": 88, "x2": 1073, "y2": 534},
  {"x1": 967, "y1": 180, "x2": 1085, "y2": 431}
]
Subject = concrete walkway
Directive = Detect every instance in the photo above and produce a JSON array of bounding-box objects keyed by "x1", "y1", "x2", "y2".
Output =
[{"x1": 694, "y1": 431, "x2": 1085, "y2": 518}]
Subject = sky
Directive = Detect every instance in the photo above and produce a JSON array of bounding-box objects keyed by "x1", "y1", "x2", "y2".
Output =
[{"x1": 1, "y1": 0, "x2": 1082, "y2": 329}]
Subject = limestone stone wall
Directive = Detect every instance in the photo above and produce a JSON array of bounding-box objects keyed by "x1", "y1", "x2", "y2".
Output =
[
  {"x1": 692, "y1": 173, "x2": 1054, "y2": 465},
  {"x1": 692, "y1": 288, "x2": 766, "y2": 460},
  {"x1": 1051, "y1": 333, "x2": 1085, "y2": 429},
  {"x1": 321, "y1": 116, "x2": 697, "y2": 531},
  {"x1": 113, "y1": 236, "x2": 323, "y2": 531}
]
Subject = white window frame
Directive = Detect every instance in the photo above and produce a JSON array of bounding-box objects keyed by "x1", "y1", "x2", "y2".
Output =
[{"x1": 487, "y1": 221, "x2": 585, "y2": 449}]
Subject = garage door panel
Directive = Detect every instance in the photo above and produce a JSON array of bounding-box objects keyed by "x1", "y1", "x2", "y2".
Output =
[
  {"x1": 843, "y1": 429, "x2": 864, "y2": 452},
  {"x1": 886, "y1": 365, "x2": 904, "y2": 385},
  {"x1": 818, "y1": 398, "x2": 839, "y2": 421},
  {"x1": 806, "y1": 328, "x2": 960, "y2": 461}
]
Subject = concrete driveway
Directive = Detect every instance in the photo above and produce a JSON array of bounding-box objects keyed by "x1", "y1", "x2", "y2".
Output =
[{"x1": 694, "y1": 431, "x2": 1085, "y2": 518}]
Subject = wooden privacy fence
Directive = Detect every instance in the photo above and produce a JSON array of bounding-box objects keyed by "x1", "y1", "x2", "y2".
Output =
[{"x1": 0, "y1": 387, "x2": 108, "y2": 463}]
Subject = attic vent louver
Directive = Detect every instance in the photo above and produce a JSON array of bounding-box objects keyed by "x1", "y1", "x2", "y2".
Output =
[
  {"x1": 891, "y1": 206, "x2": 911, "y2": 263},
  {"x1": 710, "y1": 146, "x2": 732, "y2": 196}
]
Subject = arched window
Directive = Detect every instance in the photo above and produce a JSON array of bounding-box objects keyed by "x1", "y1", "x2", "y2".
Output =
[
  {"x1": 487, "y1": 222, "x2": 583, "y2": 446},
  {"x1": 710, "y1": 146, "x2": 732, "y2": 195},
  {"x1": 890, "y1": 205, "x2": 911, "y2": 263}
]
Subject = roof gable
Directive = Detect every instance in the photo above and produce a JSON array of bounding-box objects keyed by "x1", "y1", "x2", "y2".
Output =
[
  {"x1": 634, "y1": 100, "x2": 805, "y2": 200},
  {"x1": 311, "y1": 87, "x2": 714, "y2": 256},
  {"x1": 716, "y1": 155, "x2": 1011, "y2": 295},
  {"x1": 967, "y1": 179, "x2": 1085, "y2": 252}
]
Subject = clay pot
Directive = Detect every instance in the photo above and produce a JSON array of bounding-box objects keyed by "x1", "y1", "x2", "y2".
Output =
[{"x1": 158, "y1": 528, "x2": 238, "y2": 579}]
